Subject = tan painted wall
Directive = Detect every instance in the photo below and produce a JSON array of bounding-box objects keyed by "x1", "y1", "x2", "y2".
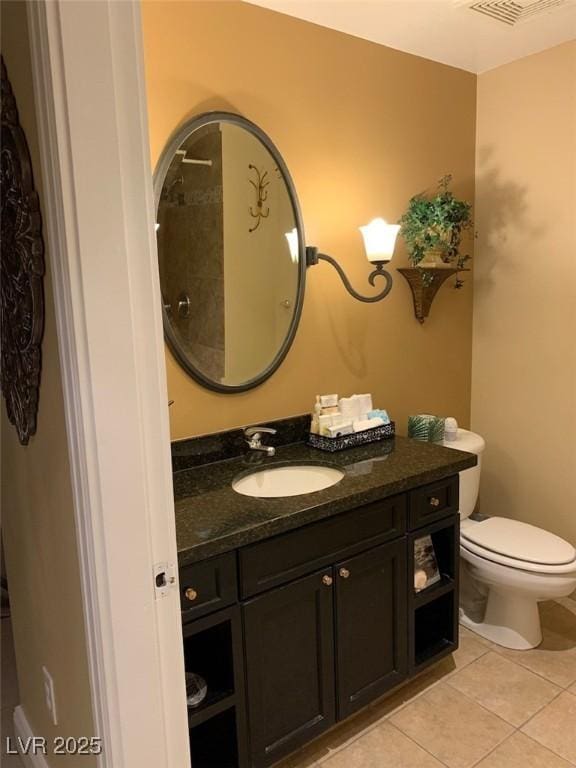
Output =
[
  {"x1": 142, "y1": 0, "x2": 477, "y2": 441},
  {"x1": 1, "y1": 2, "x2": 96, "y2": 762},
  {"x1": 472, "y1": 42, "x2": 576, "y2": 545}
]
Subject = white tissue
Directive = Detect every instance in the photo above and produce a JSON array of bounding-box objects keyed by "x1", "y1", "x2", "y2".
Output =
[
  {"x1": 353, "y1": 417, "x2": 384, "y2": 433},
  {"x1": 356, "y1": 393, "x2": 373, "y2": 417},
  {"x1": 339, "y1": 394, "x2": 372, "y2": 421},
  {"x1": 338, "y1": 397, "x2": 361, "y2": 421}
]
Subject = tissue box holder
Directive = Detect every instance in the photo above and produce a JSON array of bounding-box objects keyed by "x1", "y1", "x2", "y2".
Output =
[{"x1": 308, "y1": 421, "x2": 395, "y2": 452}]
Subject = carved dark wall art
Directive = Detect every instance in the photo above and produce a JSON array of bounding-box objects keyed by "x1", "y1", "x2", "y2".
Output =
[{"x1": 1, "y1": 56, "x2": 45, "y2": 445}]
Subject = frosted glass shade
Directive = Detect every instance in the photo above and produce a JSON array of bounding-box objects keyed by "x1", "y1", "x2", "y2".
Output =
[
  {"x1": 359, "y1": 218, "x2": 400, "y2": 263},
  {"x1": 285, "y1": 228, "x2": 299, "y2": 264}
]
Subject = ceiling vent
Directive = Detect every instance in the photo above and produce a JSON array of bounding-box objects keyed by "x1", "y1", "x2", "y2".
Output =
[{"x1": 465, "y1": 0, "x2": 573, "y2": 26}]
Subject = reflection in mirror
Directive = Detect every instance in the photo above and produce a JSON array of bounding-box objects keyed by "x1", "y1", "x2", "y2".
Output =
[{"x1": 156, "y1": 114, "x2": 305, "y2": 392}]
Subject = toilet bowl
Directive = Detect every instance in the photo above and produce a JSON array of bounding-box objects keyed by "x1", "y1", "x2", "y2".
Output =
[{"x1": 442, "y1": 429, "x2": 576, "y2": 650}]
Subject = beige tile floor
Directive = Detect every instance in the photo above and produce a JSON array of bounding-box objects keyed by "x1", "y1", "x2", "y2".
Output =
[
  {"x1": 1, "y1": 596, "x2": 575, "y2": 768},
  {"x1": 278, "y1": 591, "x2": 576, "y2": 768}
]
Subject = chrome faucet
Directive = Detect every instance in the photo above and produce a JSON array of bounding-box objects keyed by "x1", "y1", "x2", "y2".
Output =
[{"x1": 244, "y1": 426, "x2": 277, "y2": 456}]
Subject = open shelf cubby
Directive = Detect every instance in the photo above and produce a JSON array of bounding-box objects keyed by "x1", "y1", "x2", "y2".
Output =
[
  {"x1": 183, "y1": 617, "x2": 235, "y2": 717},
  {"x1": 182, "y1": 606, "x2": 248, "y2": 766},
  {"x1": 413, "y1": 591, "x2": 457, "y2": 669},
  {"x1": 409, "y1": 514, "x2": 459, "y2": 672},
  {"x1": 411, "y1": 515, "x2": 458, "y2": 596}
]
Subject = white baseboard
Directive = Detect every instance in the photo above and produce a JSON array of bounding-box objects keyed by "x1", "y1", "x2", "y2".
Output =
[{"x1": 12, "y1": 707, "x2": 51, "y2": 768}]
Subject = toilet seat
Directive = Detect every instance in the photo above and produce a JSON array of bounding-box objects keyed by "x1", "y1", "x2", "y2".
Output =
[{"x1": 461, "y1": 517, "x2": 576, "y2": 575}]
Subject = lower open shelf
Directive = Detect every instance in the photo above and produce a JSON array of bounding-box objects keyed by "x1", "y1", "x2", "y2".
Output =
[
  {"x1": 413, "y1": 590, "x2": 457, "y2": 671},
  {"x1": 188, "y1": 689, "x2": 235, "y2": 729},
  {"x1": 414, "y1": 637, "x2": 457, "y2": 670},
  {"x1": 189, "y1": 708, "x2": 240, "y2": 768}
]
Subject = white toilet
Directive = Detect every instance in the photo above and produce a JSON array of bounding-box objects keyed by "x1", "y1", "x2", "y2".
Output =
[{"x1": 444, "y1": 429, "x2": 576, "y2": 650}]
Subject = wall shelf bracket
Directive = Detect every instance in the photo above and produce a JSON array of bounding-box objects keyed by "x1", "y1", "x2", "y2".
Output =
[{"x1": 397, "y1": 268, "x2": 468, "y2": 323}]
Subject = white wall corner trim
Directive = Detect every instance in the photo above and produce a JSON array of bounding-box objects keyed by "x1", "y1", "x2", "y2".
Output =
[
  {"x1": 25, "y1": 2, "x2": 189, "y2": 766},
  {"x1": 13, "y1": 707, "x2": 50, "y2": 768}
]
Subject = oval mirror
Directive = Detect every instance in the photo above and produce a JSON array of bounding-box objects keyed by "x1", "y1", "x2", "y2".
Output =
[{"x1": 154, "y1": 112, "x2": 306, "y2": 393}]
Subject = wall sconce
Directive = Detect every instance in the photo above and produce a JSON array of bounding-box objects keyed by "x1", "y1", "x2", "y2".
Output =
[{"x1": 305, "y1": 218, "x2": 400, "y2": 303}]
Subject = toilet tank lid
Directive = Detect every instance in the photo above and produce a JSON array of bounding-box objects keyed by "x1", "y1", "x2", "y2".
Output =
[
  {"x1": 443, "y1": 429, "x2": 485, "y2": 455},
  {"x1": 461, "y1": 517, "x2": 576, "y2": 566}
]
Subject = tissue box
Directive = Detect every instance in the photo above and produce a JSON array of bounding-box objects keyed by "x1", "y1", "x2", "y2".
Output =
[
  {"x1": 408, "y1": 414, "x2": 445, "y2": 442},
  {"x1": 309, "y1": 422, "x2": 395, "y2": 452}
]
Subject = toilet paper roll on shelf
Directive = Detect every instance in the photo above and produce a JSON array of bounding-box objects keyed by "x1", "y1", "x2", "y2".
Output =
[{"x1": 414, "y1": 569, "x2": 428, "y2": 591}]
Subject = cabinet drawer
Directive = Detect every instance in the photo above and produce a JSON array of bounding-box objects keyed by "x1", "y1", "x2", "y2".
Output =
[
  {"x1": 179, "y1": 552, "x2": 237, "y2": 622},
  {"x1": 240, "y1": 494, "x2": 406, "y2": 598},
  {"x1": 409, "y1": 476, "x2": 458, "y2": 530}
]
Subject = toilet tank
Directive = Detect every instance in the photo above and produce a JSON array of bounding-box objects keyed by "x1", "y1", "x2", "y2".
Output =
[{"x1": 442, "y1": 429, "x2": 485, "y2": 520}]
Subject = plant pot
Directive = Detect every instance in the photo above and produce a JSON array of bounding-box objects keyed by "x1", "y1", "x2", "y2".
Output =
[{"x1": 418, "y1": 248, "x2": 451, "y2": 268}]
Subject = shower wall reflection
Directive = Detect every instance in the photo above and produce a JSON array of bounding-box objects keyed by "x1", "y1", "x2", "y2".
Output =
[{"x1": 157, "y1": 124, "x2": 225, "y2": 381}]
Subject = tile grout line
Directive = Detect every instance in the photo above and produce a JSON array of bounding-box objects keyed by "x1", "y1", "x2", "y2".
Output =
[
  {"x1": 443, "y1": 650, "x2": 565, "y2": 725},
  {"x1": 489, "y1": 640, "x2": 576, "y2": 690},
  {"x1": 284, "y1": 607, "x2": 573, "y2": 768},
  {"x1": 442, "y1": 679, "x2": 575, "y2": 768},
  {"x1": 319, "y1": 633, "x2": 529, "y2": 766},
  {"x1": 312, "y1": 638, "x2": 493, "y2": 765},
  {"x1": 385, "y1": 719, "x2": 455, "y2": 768},
  {"x1": 440, "y1": 667, "x2": 555, "y2": 732},
  {"x1": 517, "y1": 687, "x2": 576, "y2": 766},
  {"x1": 468, "y1": 727, "x2": 520, "y2": 768},
  {"x1": 386, "y1": 660, "x2": 516, "y2": 767},
  {"x1": 488, "y1": 597, "x2": 576, "y2": 689},
  {"x1": 518, "y1": 685, "x2": 565, "y2": 730}
]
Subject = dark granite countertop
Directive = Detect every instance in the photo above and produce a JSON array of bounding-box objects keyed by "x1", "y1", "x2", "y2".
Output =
[{"x1": 174, "y1": 435, "x2": 476, "y2": 566}]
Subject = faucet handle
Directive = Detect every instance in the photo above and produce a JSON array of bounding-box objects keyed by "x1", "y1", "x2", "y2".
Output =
[{"x1": 244, "y1": 425, "x2": 277, "y2": 438}]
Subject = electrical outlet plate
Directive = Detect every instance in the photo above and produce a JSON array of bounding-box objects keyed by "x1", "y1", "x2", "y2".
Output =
[{"x1": 42, "y1": 666, "x2": 58, "y2": 726}]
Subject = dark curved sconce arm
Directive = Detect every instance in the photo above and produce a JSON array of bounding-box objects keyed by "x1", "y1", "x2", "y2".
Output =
[{"x1": 306, "y1": 246, "x2": 393, "y2": 303}]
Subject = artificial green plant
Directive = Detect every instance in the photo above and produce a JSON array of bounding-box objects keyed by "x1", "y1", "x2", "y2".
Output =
[{"x1": 399, "y1": 175, "x2": 474, "y2": 287}]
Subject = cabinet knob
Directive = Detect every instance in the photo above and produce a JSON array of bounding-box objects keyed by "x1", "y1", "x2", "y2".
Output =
[
  {"x1": 184, "y1": 587, "x2": 198, "y2": 602},
  {"x1": 339, "y1": 568, "x2": 350, "y2": 579},
  {"x1": 429, "y1": 497, "x2": 440, "y2": 507},
  {"x1": 322, "y1": 575, "x2": 333, "y2": 587}
]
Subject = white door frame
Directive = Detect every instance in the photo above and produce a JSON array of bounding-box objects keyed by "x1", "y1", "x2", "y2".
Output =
[{"x1": 26, "y1": 1, "x2": 189, "y2": 766}]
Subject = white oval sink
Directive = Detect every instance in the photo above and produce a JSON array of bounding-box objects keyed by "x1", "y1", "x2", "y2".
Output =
[{"x1": 232, "y1": 465, "x2": 345, "y2": 498}]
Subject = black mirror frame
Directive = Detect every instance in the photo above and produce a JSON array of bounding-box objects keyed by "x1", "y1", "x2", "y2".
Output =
[{"x1": 153, "y1": 111, "x2": 307, "y2": 394}]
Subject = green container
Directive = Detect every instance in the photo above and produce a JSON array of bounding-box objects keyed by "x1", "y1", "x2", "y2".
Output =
[{"x1": 407, "y1": 414, "x2": 445, "y2": 443}]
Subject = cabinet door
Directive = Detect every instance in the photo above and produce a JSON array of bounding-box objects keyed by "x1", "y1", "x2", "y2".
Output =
[
  {"x1": 243, "y1": 569, "x2": 336, "y2": 768},
  {"x1": 335, "y1": 539, "x2": 408, "y2": 719}
]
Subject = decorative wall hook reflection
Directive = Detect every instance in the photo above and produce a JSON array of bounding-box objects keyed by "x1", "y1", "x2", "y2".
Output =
[{"x1": 248, "y1": 164, "x2": 270, "y2": 232}]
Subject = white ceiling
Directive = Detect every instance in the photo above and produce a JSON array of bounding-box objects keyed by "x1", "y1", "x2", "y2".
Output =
[{"x1": 245, "y1": 0, "x2": 576, "y2": 73}]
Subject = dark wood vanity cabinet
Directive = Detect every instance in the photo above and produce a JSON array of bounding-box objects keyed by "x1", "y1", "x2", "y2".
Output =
[
  {"x1": 180, "y1": 476, "x2": 460, "y2": 768},
  {"x1": 242, "y1": 539, "x2": 408, "y2": 767}
]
